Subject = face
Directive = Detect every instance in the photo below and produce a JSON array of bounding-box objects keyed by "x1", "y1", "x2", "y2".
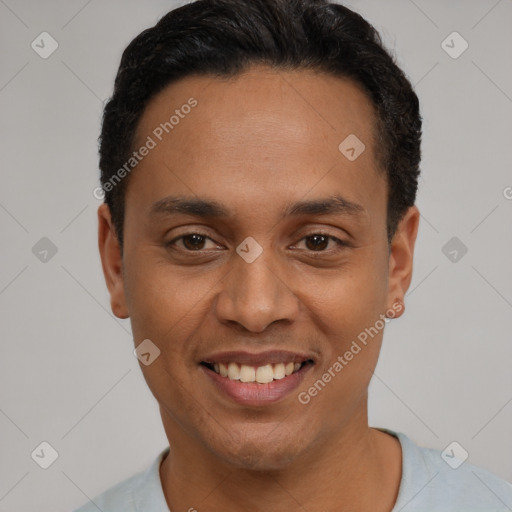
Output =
[{"x1": 99, "y1": 65, "x2": 419, "y2": 470}]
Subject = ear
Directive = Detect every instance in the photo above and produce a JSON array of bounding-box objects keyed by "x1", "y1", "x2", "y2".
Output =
[
  {"x1": 97, "y1": 203, "x2": 129, "y2": 319},
  {"x1": 386, "y1": 205, "x2": 420, "y2": 319}
]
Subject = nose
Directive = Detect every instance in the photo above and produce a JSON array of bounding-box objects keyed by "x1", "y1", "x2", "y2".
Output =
[{"x1": 214, "y1": 249, "x2": 300, "y2": 333}]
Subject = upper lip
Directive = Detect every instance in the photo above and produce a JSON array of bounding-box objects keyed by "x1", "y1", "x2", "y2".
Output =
[{"x1": 200, "y1": 350, "x2": 317, "y2": 367}]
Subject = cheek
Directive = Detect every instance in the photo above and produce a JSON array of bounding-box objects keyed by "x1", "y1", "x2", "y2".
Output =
[
  {"x1": 303, "y1": 250, "x2": 388, "y2": 332},
  {"x1": 123, "y1": 256, "x2": 208, "y2": 408},
  {"x1": 122, "y1": 249, "x2": 213, "y2": 341}
]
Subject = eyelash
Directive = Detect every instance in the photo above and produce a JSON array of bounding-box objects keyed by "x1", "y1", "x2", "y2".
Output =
[{"x1": 166, "y1": 231, "x2": 350, "y2": 253}]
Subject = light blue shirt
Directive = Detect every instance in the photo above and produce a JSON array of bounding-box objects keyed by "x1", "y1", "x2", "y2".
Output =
[{"x1": 73, "y1": 428, "x2": 512, "y2": 511}]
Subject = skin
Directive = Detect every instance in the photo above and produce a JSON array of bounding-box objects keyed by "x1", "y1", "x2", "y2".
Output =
[{"x1": 98, "y1": 65, "x2": 419, "y2": 511}]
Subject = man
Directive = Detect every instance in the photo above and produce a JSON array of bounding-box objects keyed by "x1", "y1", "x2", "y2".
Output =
[{"x1": 75, "y1": 0, "x2": 512, "y2": 510}]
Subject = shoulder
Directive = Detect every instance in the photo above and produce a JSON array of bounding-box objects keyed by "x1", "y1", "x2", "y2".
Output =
[
  {"x1": 386, "y1": 429, "x2": 512, "y2": 512},
  {"x1": 72, "y1": 471, "x2": 141, "y2": 512},
  {"x1": 72, "y1": 448, "x2": 170, "y2": 512}
]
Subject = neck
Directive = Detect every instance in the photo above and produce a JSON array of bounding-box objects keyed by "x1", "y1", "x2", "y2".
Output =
[{"x1": 159, "y1": 408, "x2": 402, "y2": 512}]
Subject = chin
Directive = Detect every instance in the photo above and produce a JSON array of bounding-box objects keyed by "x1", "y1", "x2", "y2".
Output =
[{"x1": 209, "y1": 426, "x2": 311, "y2": 471}]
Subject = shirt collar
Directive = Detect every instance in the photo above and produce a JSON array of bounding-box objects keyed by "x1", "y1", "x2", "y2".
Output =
[{"x1": 132, "y1": 446, "x2": 171, "y2": 511}]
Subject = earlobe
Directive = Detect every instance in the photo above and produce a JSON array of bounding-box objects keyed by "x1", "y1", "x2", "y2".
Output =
[
  {"x1": 385, "y1": 298, "x2": 404, "y2": 319},
  {"x1": 386, "y1": 205, "x2": 420, "y2": 319},
  {"x1": 97, "y1": 203, "x2": 130, "y2": 319}
]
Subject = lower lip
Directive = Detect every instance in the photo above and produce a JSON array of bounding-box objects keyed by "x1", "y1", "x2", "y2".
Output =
[{"x1": 201, "y1": 364, "x2": 313, "y2": 406}]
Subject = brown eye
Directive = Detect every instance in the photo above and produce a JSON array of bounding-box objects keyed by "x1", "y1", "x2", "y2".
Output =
[
  {"x1": 166, "y1": 232, "x2": 219, "y2": 251},
  {"x1": 305, "y1": 234, "x2": 329, "y2": 251},
  {"x1": 297, "y1": 233, "x2": 348, "y2": 252},
  {"x1": 181, "y1": 234, "x2": 207, "y2": 250}
]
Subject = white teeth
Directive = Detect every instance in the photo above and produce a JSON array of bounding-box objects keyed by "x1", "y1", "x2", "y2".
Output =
[
  {"x1": 273, "y1": 363, "x2": 286, "y2": 380},
  {"x1": 227, "y1": 362, "x2": 241, "y2": 380},
  {"x1": 210, "y1": 361, "x2": 306, "y2": 382},
  {"x1": 239, "y1": 364, "x2": 256, "y2": 382},
  {"x1": 255, "y1": 364, "x2": 274, "y2": 384},
  {"x1": 219, "y1": 363, "x2": 229, "y2": 377}
]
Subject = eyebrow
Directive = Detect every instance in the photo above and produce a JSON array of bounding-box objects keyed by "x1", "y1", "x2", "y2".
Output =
[{"x1": 149, "y1": 194, "x2": 365, "y2": 220}]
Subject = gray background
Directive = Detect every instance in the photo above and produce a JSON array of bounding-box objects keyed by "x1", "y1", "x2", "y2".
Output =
[{"x1": 0, "y1": 0, "x2": 511, "y2": 510}]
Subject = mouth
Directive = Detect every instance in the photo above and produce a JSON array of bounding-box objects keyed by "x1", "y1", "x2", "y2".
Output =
[
  {"x1": 200, "y1": 360, "x2": 314, "y2": 383},
  {"x1": 199, "y1": 350, "x2": 316, "y2": 405}
]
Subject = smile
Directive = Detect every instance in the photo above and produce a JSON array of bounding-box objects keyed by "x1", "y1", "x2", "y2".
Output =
[
  {"x1": 199, "y1": 350, "x2": 316, "y2": 405},
  {"x1": 201, "y1": 361, "x2": 309, "y2": 383}
]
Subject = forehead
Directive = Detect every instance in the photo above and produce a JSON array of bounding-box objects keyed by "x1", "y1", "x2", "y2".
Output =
[
  {"x1": 135, "y1": 65, "x2": 378, "y2": 152},
  {"x1": 127, "y1": 65, "x2": 385, "y2": 225}
]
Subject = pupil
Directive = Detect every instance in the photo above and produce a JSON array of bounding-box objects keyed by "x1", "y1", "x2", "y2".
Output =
[
  {"x1": 184, "y1": 234, "x2": 204, "y2": 250},
  {"x1": 306, "y1": 235, "x2": 328, "y2": 251}
]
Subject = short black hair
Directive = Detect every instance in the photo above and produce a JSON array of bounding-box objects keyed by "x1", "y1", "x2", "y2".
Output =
[{"x1": 99, "y1": 0, "x2": 421, "y2": 250}]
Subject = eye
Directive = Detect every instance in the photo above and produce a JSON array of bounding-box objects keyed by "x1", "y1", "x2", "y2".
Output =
[
  {"x1": 293, "y1": 233, "x2": 349, "y2": 252},
  {"x1": 166, "y1": 232, "x2": 221, "y2": 251},
  {"x1": 166, "y1": 231, "x2": 349, "y2": 253}
]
